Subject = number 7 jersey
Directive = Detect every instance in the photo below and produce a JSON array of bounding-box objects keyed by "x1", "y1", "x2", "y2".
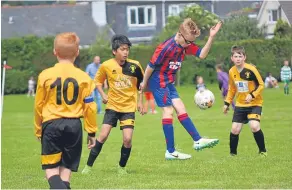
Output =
[
  {"x1": 225, "y1": 63, "x2": 264, "y2": 107},
  {"x1": 34, "y1": 62, "x2": 97, "y2": 137}
]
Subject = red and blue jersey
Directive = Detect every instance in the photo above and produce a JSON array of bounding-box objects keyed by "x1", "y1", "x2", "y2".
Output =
[{"x1": 148, "y1": 36, "x2": 201, "y2": 88}]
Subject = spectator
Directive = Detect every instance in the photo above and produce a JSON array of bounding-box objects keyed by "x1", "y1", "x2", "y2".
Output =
[
  {"x1": 144, "y1": 86, "x2": 157, "y2": 114},
  {"x1": 265, "y1": 72, "x2": 279, "y2": 88},
  {"x1": 27, "y1": 76, "x2": 35, "y2": 97},
  {"x1": 86, "y1": 56, "x2": 107, "y2": 114},
  {"x1": 196, "y1": 76, "x2": 206, "y2": 92},
  {"x1": 280, "y1": 60, "x2": 291, "y2": 95}
]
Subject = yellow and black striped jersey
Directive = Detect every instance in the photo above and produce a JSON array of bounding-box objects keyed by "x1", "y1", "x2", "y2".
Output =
[
  {"x1": 94, "y1": 58, "x2": 144, "y2": 112},
  {"x1": 225, "y1": 63, "x2": 264, "y2": 107},
  {"x1": 34, "y1": 62, "x2": 97, "y2": 138}
]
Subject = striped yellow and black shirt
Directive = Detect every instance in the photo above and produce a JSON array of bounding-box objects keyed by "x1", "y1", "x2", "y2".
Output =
[
  {"x1": 94, "y1": 58, "x2": 144, "y2": 112},
  {"x1": 225, "y1": 63, "x2": 264, "y2": 107}
]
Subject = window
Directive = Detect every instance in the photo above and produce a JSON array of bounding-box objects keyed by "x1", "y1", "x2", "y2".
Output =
[
  {"x1": 127, "y1": 6, "x2": 156, "y2": 27},
  {"x1": 268, "y1": 9, "x2": 278, "y2": 22},
  {"x1": 169, "y1": 5, "x2": 180, "y2": 16}
]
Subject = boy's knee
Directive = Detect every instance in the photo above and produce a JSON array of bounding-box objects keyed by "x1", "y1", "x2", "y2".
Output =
[
  {"x1": 231, "y1": 123, "x2": 242, "y2": 134},
  {"x1": 123, "y1": 138, "x2": 132, "y2": 147},
  {"x1": 162, "y1": 106, "x2": 173, "y2": 118},
  {"x1": 250, "y1": 123, "x2": 260, "y2": 132}
]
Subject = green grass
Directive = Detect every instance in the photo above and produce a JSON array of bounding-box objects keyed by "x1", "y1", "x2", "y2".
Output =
[{"x1": 2, "y1": 84, "x2": 292, "y2": 189}]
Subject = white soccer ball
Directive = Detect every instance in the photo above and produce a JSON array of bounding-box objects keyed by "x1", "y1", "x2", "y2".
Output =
[{"x1": 194, "y1": 89, "x2": 215, "y2": 110}]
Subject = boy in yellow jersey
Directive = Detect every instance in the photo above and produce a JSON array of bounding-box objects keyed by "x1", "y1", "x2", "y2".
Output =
[
  {"x1": 82, "y1": 35, "x2": 145, "y2": 175},
  {"x1": 223, "y1": 46, "x2": 267, "y2": 157},
  {"x1": 34, "y1": 32, "x2": 97, "y2": 189}
]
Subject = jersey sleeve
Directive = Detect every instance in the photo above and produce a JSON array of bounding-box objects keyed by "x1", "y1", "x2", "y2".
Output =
[
  {"x1": 34, "y1": 73, "x2": 46, "y2": 138},
  {"x1": 135, "y1": 62, "x2": 145, "y2": 90},
  {"x1": 250, "y1": 67, "x2": 264, "y2": 99},
  {"x1": 185, "y1": 43, "x2": 201, "y2": 57},
  {"x1": 224, "y1": 70, "x2": 237, "y2": 106},
  {"x1": 94, "y1": 64, "x2": 107, "y2": 86},
  {"x1": 148, "y1": 45, "x2": 168, "y2": 69},
  {"x1": 82, "y1": 79, "x2": 98, "y2": 136}
]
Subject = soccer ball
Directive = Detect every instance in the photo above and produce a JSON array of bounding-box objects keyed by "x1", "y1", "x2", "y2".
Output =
[{"x1": 194, "y1": 89, "x2": 215, "y2": 110}]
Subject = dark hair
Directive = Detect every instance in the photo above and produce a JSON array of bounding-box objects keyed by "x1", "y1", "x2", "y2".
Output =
[
  {"x1": 111, "y1": 34, "x2": 132, "y2": 51},
  {"x1": 231, "y1": 45, "x2": 246, "y2": 56}
]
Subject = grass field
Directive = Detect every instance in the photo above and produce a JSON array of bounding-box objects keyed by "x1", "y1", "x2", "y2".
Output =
[{"x1": 2, "y1": 84, "x2": 292, "y2": 189}]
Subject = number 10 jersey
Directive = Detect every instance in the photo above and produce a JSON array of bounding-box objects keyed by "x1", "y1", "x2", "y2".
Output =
[{"x1": 34, "y1": 62, "x2": 97, "y2": 137}]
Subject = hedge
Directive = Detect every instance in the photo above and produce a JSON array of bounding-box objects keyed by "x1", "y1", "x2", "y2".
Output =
[{"x1": 1, "y1": 36, "x2": 292, "y2": 94}]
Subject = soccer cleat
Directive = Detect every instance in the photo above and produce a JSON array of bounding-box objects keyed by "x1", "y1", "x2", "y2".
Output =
[
  {"x1": 194, "y1": 138, "x2": 219, "y2": 151},
  {"x1": 165, "y1": 150, "x2": 192, "y2": 160},
  {"x1": 259, "y1": 152, "x2": 268, "y2": 157},
  {"x1": 81, "y1": 165, "x2": 92, "y2": 175},
  {"x1": 117, "y1": 165, "x2": 128, "y2": 175},
  {"x1": 230, "y1": 153, "x2": 237, "y2": 156}
]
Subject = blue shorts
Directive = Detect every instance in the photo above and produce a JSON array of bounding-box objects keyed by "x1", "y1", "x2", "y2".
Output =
[{"x1": 150, "y1": 83, "x2": 179, "y2": 107}]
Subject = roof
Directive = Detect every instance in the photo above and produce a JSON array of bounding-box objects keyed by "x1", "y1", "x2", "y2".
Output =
[
  {"x1": 1, "y1": 3, "x2": 100, "y2": 45},
  {"x1": 214, "y1": 0, "x2": 263, "y2": 18},
  {"x1": 279, "y1": 0, "x2": 292, "y2": 25},
  {"x1": 104, "y1": 0, "x2": 196, "y2": 1}
]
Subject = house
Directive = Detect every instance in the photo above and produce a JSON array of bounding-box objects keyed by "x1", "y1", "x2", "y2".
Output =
[
  {"x1": 2, "y1": 0, "x2": 276, "y2": 45},
  {"x1": 94, "y1": 0, "x2": 212, "y2": 44},
  {"x1": 1, "y1": 2, "x2": 104, "y2": 46},
  {"x1": 1, "y1": 0, "x2": 212, "y2": 45},
  {"x1": 96, "y1": 0, "x2": 264, "y2": 43},
  {"x1": 257, "y1": 0, "x2": 292, "y2": 38}
]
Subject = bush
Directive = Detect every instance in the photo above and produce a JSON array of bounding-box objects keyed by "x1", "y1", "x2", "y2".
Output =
[
  {"x1": 274, "y1": 19, "x2": 292, "y2": 39},
  {"x1": 1, "y1": 35, "x2": 292, "y2": 94},
  {"x1": 4, "y1": 70, "x2": 32, "y2": 94}
]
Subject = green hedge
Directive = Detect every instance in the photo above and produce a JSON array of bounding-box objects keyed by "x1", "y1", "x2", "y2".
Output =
[{"x1": 2, "y1": 36, "x2": 292, "y2": 94}]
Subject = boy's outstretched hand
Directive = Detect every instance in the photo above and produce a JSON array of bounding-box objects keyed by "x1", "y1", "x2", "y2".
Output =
[{"x1": 210, "y1": 21, "x2": 223, "y2": 37}]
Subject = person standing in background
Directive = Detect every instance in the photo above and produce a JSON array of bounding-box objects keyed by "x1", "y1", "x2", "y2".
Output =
[
  {"x1": 215, "y1": 64, "x2": 235, "y2": 109},
  {"x1": 144, "y1": 86, "x2": 157, "y2": 114},
  {"x1": 86, "y1": 56, "x2": 108, "y2": 114},
  {"x1": 280, "y1": 60, "x2": 291, "y2": 95},
  {"x1": 27, "y1": 76, "x2": 35, "y2": 97}
]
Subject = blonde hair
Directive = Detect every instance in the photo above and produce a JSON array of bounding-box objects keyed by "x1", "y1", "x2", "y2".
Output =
[
  {"x1": 54, "y1": 32, "x2": 79, "y2": 59},
  {"x1": 179, "y1": 18, "x2": 201, "y2": 37}
]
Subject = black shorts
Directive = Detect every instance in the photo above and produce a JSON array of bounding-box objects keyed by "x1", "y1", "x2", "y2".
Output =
[
  {"x1": 103, "y1": 109, "x2": 135, "y2": 130},
  {"x1": 41, "y1": 118, "x2": 82, "y2": 172},
  {"x1": 232, "y1": 106, "x2": 262, "y2": 124}
]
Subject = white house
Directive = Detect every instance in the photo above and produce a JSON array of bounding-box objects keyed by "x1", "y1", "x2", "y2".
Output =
[{"x1": 257, "y1": 0, "x2": 292, "y2": 39}]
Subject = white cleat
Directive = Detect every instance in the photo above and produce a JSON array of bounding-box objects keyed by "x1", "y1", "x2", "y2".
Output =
[
  {"x1": 165, "y1": 150, "x2": 192, "y2": 160},
  {"x1": 194, "y1": 138, "x2": 219, "y2": 151}
]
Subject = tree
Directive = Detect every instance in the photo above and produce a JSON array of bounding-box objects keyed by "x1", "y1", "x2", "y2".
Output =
[
  {"x1": 274, "y1": 19, "x2": 292, "y2": 39},
  {"x1": 89, "y1": 25, "x2": 113, "y2": 66},
  {"x1": 215, "y1": 15, "x2": 265, "y2": 41},
  {"x1": 153, "y1": 5, "x2": 219, "y2": 43}
]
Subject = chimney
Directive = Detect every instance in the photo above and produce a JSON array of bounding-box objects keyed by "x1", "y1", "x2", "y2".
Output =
[
  {"x1": 8, "y1": 16, "x2": 14, "y2": 24},
  {"x1": 92, "y1": 1, "x2": 107, "y2": 26}
]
